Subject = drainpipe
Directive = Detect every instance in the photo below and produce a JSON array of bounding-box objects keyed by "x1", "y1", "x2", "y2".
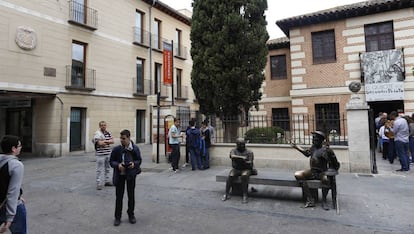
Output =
[
  {"x1": 56, "y1": 95, "x2": 63, "y2": 157},
  {"x1": 150, "y1": 0, "x2": 161, "y2": 163}
]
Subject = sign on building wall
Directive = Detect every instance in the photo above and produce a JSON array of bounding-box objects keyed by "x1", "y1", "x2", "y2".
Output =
[
  {"x1": 361, "y1": 49, "x2": 405, "y2": 102},
  {"x1": 163, "y1": 42, "x2": 173, "y2": 85}
]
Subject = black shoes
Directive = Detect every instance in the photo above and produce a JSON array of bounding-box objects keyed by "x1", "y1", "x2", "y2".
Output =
[
  {"x1": 129, "y1": 216, "x2": 137, "y2": 224},
  {"x1": 114, "y1": 216, "x2": 136, "y2": 226},
  {"x1": 114, "y1": 219, "x2": 121, "y2": 226}
]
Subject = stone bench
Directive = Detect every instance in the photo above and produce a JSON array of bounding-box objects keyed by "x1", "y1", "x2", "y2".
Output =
[{"x1": 216, "y1": 169, "x2": 338, "y2": 210}]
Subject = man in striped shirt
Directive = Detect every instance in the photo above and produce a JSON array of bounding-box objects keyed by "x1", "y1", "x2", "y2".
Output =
[{"x1": 93, "y1": 121, "x2": 114, "y2": 190}]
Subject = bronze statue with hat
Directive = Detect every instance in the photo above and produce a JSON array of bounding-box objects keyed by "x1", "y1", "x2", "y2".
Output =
[{"x1": 291, "y1": 131, "x2": 340, "y2": 210}]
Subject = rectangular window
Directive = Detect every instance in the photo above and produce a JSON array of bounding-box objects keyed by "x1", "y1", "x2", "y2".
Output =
[
  {"x1": 270, "y1": 55, "x2": 287, "y2": 80},
  {"x1": 176, "y1": 29, "x2": 182, "y2": 57},
  {"x1": 272, "y1": 108, "x2": 290, "y2": 131},
  {"x1": 135, "y1": 10, "x2": 144, "y2": 44},
  {"x1": 72, "y1": 0, "x2": 85, "y2": 24},
  {"x1": 315, "y1": 103, "x2": 340, "y2": 134},
  {"x1": 154, "y1": 63, "x2": 162, "y2": 94},
  {"x1": 136, "y1": 58, "x2": 144, "y2": 93},
  {"x1": 71, "y1": 41, "x2": 86, "y2": 87},
  {"x1": 154, "y1": 19, "x2": 161, "y2": 49},
  {"x1": 364, "y1": 21, "x2": 394, "y2": 52},
  {"x1": 176, "y1": 68, "x2": 182, "y2": 98},
  {"x1": 312, "y1": 30, "x2": 336, "y2": 64}
]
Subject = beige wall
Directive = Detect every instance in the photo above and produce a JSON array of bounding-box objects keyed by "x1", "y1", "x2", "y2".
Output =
[{"x1": 0, "y1": 0, "x2": 194, "y2": 156}]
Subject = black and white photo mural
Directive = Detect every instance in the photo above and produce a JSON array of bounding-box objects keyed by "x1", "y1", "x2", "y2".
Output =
[{"x1": 361, "y1": 49, "x2": 405, "y2": 102}]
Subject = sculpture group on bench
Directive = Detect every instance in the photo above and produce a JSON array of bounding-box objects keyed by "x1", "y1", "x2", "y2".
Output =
[
  {"x1": 221, "y1": 138, "x2": 255, "y2": 204},
  {"x1": 292, "y1": 131, "x2": 340, "y2": 210}
]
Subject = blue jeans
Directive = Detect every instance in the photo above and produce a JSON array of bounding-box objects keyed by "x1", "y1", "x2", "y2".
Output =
[
  {"x1": 189, "y1": 147, "x2": 201, "y2": 170},
  {"x1": 0, "y1": 203, "x2": 27, "y2": 234},
  {"x1": 409, "y1": 136, "x2": 414, "y2": 162},
  {"x1": 202, "y1": 147, "x2": 210, "y2": 168},
  {"x1": 395, "y1": 140, "x2": 410, "y2": 171},
  {"x1": 170, "y1": 144, "x2": 180, "y2": 171}
]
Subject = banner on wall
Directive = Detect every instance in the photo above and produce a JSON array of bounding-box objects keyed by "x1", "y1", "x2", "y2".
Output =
[
  {"x1": 163, "y1": 42, "x2": 173, "y2": 85},
  {"x1": 361, "y1": 49, "x2": 405, "y2": 102}
]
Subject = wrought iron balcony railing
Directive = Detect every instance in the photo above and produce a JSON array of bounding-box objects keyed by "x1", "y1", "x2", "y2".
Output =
[
  {"x1": 133, "y1": 78, "x2": 151, "y2": 96},
  {"x1": 174, "y1": 43, "x2": 187, "y2": 59},
  {"x1": 175, "y1": 85, "x2": 188, "y2": 99},
  {"x1": 133, "y1": 27, "x2": 150, "y2": 47},
  {"x1": 68, "y1": 0, "x2": 98, "y2": 30},
  {"x1": 65, "y1": 65, "x2": 96, "y2": 91}
]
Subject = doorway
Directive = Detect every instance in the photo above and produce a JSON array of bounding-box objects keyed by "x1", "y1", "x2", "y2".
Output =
[
  {"x1": 5, "y1": 108, "x2": 32, "y2": 152},
  {"x1": 136, "y1": 110, "x2": 145, "y2": 143},
  {"x1": 368, "y1": 100, "x2": 404, "y2": 117},
  {"x1": 70, "y1": 107, "x2": 86, "y2": 151}
]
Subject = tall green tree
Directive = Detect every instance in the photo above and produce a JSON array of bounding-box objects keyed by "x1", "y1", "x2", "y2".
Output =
[{"x1": 191, "y1": 0, "x2": 269, "y2": 141}]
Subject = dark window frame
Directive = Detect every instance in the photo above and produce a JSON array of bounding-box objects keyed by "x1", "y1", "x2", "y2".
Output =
[
  {"x1": 136, "y1": 58, "x2": 145, "y2": 93},
  {"x1": 71, "y1": 40, "x2": 87, "y2": 87},
  {"x1": 364, "y1": 21, "x2": 395, "y2": 52},
  {"x1": 272, "y1": 108, "x2": 290, "y2": 131},
  {"x1": 312, "y1": 30, "x2": 336, "y2": 64},
  {"x1": 270, "y1": 54, "x2": 287, "y2": 80},
  {"x1": 315, "y1": 103, "x2": 340, "y2": 135}
]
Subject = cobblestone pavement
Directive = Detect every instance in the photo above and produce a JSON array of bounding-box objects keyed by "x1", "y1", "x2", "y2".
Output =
[{"x1": 20, "y1": 145, "x2": 413, "y2": 234}]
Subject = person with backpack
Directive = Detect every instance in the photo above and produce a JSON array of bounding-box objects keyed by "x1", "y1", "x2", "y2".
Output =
[
  {"x1": 0, "y1": 135, "x2": 27, "y2": 234},
  {"x1": 187, "y1": 119, "x2": 202, "y2": 170},
  {"x1": 109, "y1": 130, "x2": 142, "y2": 226}
]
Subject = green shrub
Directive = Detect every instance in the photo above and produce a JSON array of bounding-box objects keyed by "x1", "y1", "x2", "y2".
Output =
[{"x1": 244, "y1": 127, "x2": 284, "y2": 144}]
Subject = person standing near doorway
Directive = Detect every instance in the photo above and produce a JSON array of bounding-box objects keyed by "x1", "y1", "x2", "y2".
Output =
[
  {"x1": 93, "y1": 121, "x2": 114, "y2": 190},
  {"x1": 389, "y1": 111, "x2": 410, "y2": 172},
  {"x1": 0, "y1": 135, "x2": 27, "y2": 234},
  {"x1": 168, "y1": 118, "x2": 182, "y2": 172}
]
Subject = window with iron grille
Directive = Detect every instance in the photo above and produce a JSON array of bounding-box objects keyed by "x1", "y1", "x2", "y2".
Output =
[
  {"x1": 364, "y1": 21, "x2": 394, "y2": 52},
  {"x1": 272, "y1": 108, "x2": 290, "y2": 131},
  {"x1": 315, "y1": 103, "x2": 340, "y2": 134},
  {"x1": 270, "y1": 55, "x2": 287, "y2": 80},
  {"x1": 312, "y1": 30, "x2": 336, "y2": 64}
]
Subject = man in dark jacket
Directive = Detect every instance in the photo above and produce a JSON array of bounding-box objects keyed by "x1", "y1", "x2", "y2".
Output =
[
  {"x1": 187, "y1": 119, "x2": 202, "y2": 170},
  {"x1": 110, "y1": 129, "x2": 142, "y2": 226}
]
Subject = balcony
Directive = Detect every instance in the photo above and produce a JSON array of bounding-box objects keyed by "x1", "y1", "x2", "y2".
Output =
[
  {"x1": 132, "y1": 27, "x2": 150, "y2": 48},
  {"x1": 175, "y1": 85, "x2": 188, "y2": 100},
  {"x1": 174, "y1": 43, "x2": 187, "y2": 60},
  {"x1": 133, "y1": 78, "x2": 151, "y2": 96},
  {"x1": 65, "y1": 65, "x2": 96, "y2": 91},
  {"x1": 159, "y1": 84, "x2": 169, "y2": 98},
  {"x1": 68, "y1": 0, "x2": 98, "y2": 30}
]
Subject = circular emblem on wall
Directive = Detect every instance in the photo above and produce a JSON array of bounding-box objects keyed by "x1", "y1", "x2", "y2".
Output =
[{"x1": 15, "y1": 26, "x2": 37, "y2": 50}]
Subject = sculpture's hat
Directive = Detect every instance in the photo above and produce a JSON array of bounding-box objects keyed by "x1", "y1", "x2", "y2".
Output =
[{"x1": 311, "y1": 131, "x2": 326, "y2": 140}]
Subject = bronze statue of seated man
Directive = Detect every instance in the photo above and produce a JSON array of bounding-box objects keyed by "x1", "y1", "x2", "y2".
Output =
[{"x1": 291, "y1": 131, "x2": 340, "y2": 210}]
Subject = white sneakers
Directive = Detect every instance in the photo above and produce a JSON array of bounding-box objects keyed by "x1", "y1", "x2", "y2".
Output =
[{"x1": 181, "y1": 163, "x2": 188, "y2": 168}]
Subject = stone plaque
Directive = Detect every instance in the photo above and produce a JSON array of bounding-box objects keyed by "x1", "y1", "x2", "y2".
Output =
[
  {"x1": 44, "y1": 67, "x2": 56, "y2": 77},
  {"x1": 15, "y1": 26, "x2": 37, "y2": 50}
]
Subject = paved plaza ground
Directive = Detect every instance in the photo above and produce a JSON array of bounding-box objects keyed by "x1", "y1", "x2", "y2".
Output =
[{"x1": 20, "y1": 144, "x2": 413, "y2": 234}]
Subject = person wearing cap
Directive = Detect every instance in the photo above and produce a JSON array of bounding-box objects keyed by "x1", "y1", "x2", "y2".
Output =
[
  {"x1": 221, "y1": 138, "x2": 254, "y2": 204},
  {"x1": 291, "y1": 131, "x2": 340, "y2": 210}
]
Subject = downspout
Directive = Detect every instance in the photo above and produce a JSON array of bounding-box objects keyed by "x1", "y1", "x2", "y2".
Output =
[
  {"x1": 55, "y1": 95, "x2": 63, "y2": 157},
  {"x1": 150, "y1": 0, "x2": 161, "y2": 163}
]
